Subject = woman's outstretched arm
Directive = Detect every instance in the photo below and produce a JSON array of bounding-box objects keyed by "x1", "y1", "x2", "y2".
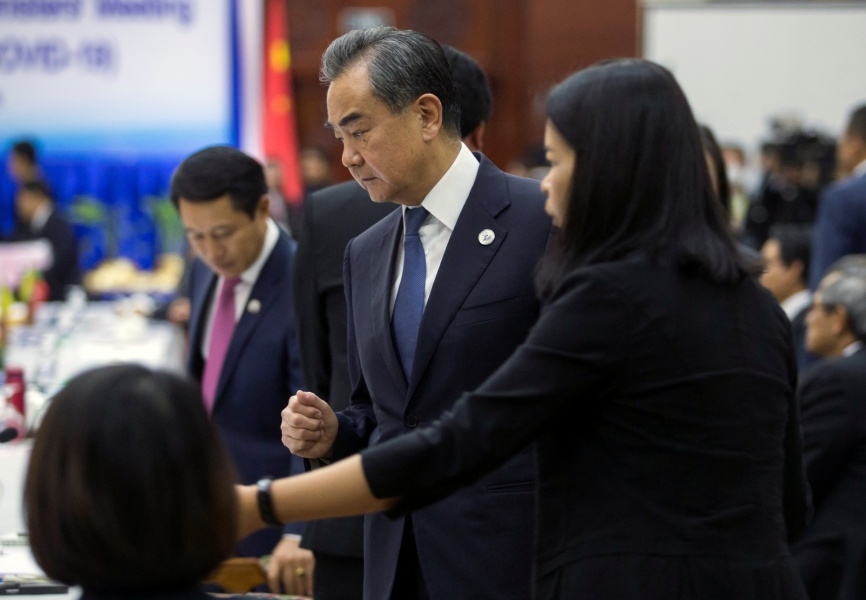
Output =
[{"x1": 237, "y1": 454, "x2": 398, "y2": 538}]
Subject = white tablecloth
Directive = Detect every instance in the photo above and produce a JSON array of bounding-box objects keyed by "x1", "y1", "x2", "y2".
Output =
[
  {"x1": 0, "y1": 442, "x2": 77, "y2": 599},
  {"x1": 3, "y1": 300, "x2": 185, "y2": 432}
]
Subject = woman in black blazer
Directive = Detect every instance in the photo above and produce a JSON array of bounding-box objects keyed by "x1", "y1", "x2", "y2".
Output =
[{"x1": 241, "y1": 59, "x2": 811, "y2": 599}]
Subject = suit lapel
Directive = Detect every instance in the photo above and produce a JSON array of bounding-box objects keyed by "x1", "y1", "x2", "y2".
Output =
[
  {"x1": 371, "y1": 212, "x2": 408, "y2": 391},
  {"x1": 187, "y1": 264, "x2": 217, "y2": 378},
  {"x1": 214, "y1": 235, "x2": 287, "y2": 405},
  {"x1": 409, "y1": 157, "x2": 510, "y2": 394}
]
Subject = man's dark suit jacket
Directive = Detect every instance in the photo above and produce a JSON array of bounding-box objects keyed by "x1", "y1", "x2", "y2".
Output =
[
  {"x1": 334, "y1": 155, "x2": 552, "y2": 599},
  {"x1": 790, "y1": 305, "x2": 817, "y2": 375},
  {"x1": 363, "y1": 253, "x2": 811, "y2": 600},
  {"x1": 792, "y1": 348, "x2": 866, "y2": 600},
  {"x1": 809, "y1": 172, "x2": 866, "y2": 289},
  {"x1": 187, "y1": 229, "x2": 304, "y2": 557},
  {"x1": 10, "y1": 209, "x2": 81, "y2": 301},
  {"x1": 293, "y1": 181, "x2": 397, "y2": 562}
]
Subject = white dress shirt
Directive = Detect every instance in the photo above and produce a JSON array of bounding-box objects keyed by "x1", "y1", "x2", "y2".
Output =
[
  {"x1": 781, "y1": 288, "x2": 811, "y2": 321},
  {"x1": 390, "y1": 143, "x2": 480, "y2": 314},
  {"x1": 200, "y1": 218, "x2": 280, "y2": 358}
]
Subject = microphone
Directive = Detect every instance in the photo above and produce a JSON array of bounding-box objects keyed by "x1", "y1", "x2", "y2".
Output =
[{"x1": 0, "y1": 426, "x2": 18, "y2": 443}]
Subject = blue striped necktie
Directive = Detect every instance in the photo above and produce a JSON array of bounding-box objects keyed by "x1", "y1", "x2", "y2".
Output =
[{"x1": 392, "y1": 206, "x2": 429, "y2": 379}]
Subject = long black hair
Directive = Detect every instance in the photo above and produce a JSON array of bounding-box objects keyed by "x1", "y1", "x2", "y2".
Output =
[{"x1": 538, "y1": 59, "x2": 753, "y2": 294}]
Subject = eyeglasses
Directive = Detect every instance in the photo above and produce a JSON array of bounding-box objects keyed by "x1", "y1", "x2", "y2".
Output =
[{"x1": 808, "y1": 301, "x2": 838, "y2": 314}]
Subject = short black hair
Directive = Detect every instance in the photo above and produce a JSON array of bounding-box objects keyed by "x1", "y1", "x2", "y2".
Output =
[
  {"x1": 847, "y1": 104, "x2": 866, "y2": 143},
  {"x1": 20, "y1": 179, "x2": 53, "y2": 200},
  {"x1": 540, "y1": 59, "x2": 751, "y2": 292},
  {"x1": 11, "y1": 140, "x2": 37, "y2": 165},
  {"x1": 24, "y1": 364, "x2": 238, "y2": 591},
  {"x1": 320, "y1": 26, "x2": 462, "y2": 139},
  {"x1": 170, "y1": 145, "x2": 267, "y2": 218},
  {"x1": 768, "y1": 224, "x2": 812, "y2": 284},
  {"x1": 442, "y1": 45, "x2": 492, "y2": 138}
]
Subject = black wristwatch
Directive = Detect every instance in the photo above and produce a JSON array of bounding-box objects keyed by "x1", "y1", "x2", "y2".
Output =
[{"x1": 256, "y1": 476, "x2": 282, "y2": 526}]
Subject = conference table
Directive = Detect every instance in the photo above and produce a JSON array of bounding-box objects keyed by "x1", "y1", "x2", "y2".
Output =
[
  {"x1": 3, "y1": 296, "x2": 186, "y2": 408},
  {"x1": 0, "y1": 301, "x2": 310, "y2": 599},
  {"x1": 1, "y1": 298, "x2": 186, "y2": 599}
]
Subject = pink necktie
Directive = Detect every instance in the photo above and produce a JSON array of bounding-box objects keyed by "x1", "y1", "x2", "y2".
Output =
[{"x1": 202, "y1": 276, "x2": 241, "y2": 414}]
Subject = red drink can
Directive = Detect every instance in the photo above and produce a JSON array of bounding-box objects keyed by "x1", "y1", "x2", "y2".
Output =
[{"x1": 5, "y1": 366, "x2": 26, "y2": 439}]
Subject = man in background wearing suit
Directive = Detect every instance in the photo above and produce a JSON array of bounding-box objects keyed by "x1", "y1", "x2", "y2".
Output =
[
  {"x1": 283, "y1": 27, "x2": 552, "y2": 599},
  {"x1": 8, "y1": 179, "x2": 80, "y2": 301},
  {"x1": 792, "y1": 270, "x2": 866, "y2": 600},
  {"x1": 810, "y1": 104, "x2": 866, "y2": 289},
  {"x1": 760, "y1": 224, "x2": 813, "y2": 373},
  {"x1": 292, "y1": 44, "x2": 495, "y2": 599},
  {"x1": 170, "y1": 146, "x2": 312, "y2": 597}
]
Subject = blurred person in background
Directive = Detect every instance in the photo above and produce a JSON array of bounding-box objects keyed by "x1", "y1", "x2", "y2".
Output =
[
  {"x1": 743, "y1": 130, "x2": 834, "y2": 250},
  {"x1": 760, "y1": 224, "x2": 814, "y2": 372},
  {"x1": 810, "y1": 104, "x2": 866, "y2": 289},
  {"x1": 793, "y1": 271, "x2": 866, "y2": 600},
  {"x1": 6, "y1": 140, "x2": 41, "y2": 184},
  {"x1": 701, "y1": 124, "x2": 761, "y2": 264},
  {"x1": 24, "y1": 364, "x2": 239, "y2": 600},
  {"x1": 5, "y1": 179, "x2": 81, "y2": 301},
  {"x1": 721, "y1": 142, "x2": 754, "y2": 233},
  {"x1": 264, "y1": 158, "x2": 291, "y2": 233},
  {"x1": 300, "y1": 147, "x2": 334, "y2": 197}
]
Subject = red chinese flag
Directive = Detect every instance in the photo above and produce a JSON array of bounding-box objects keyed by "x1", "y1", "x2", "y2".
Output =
[{"x1": 262, "y1": 0, "x2": 303, "y2": 205}]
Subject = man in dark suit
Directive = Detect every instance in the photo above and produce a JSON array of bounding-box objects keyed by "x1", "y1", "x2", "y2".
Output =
[
  {"x1": 8, "y1": 179, "x2": 80, "y2": 301},
  {"x1": 792, "y1": 270, "x2": 866, "y2": 599},
  {"x1": 292, "y1": 45, "x2": 495, "y2": 599},
  {"x1": 170, "y1": 146, "x2": 311, "y2": 597},
  {"x1": 760, "y1": 224, "x2": 814, "y2": 373},
  {"x1": 283, "y1": 27, "x2": 552, "y2": 599},
  {"x1": 809, "y1": 104, "x2": 866, "y2": 289}
]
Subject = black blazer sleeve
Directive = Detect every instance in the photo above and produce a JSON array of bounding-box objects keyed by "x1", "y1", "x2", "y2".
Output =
[{"x1": 361, "y1": 265, "x2": 626, "y2": 509}]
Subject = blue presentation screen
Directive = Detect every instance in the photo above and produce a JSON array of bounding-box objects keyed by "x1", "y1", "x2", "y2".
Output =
[{"x1": 0, "y1": 0, "x2": 234, "y2": 156}]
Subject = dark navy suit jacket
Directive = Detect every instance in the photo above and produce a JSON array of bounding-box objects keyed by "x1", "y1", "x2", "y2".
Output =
[
  {"x1": 333, "y1": 155, "x2": 552, "y2": 599},
  {"x1": 294, "y1": 181, "x2": 397, "y2": 560},
  {"x1": 809, "y1": 172, "x2": 866, "y2": 289},
  {"x1": 187, "y1": 229, "x2": 304, "y2": 557},
  {"x1": 793, "y1": 348, "x2": 866, "y2": 600}
]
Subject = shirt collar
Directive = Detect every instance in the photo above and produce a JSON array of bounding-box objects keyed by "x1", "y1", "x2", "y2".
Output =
[
  {"x1": 781, "y1": 288, "x2": 811, "y2": 320},
  {"x1": 853, "y1": 158, "x2": 866, "y2": 179},
  {"x1": 404, "y1": 143, "x2": 479, "y2": 230},
  {"x1": 31, "y1": 202, "x2": 52, "y2": 231},
  {"x1": 842, "y1": 340, "x2": 863, "y2": 357},
  {"x1": 238, "y1": 218, "x2": 279, "y2": 286}
]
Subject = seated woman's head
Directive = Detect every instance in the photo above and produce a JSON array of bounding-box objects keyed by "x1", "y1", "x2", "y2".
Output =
[{"x1": 24, "y1": 364, "x2": 238, "y2": 592}]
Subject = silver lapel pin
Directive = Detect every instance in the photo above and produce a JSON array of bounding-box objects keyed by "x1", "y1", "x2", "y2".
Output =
[
  {"x1": 478, "y1": 229, "x2": 495, "y2": 245},
  {"x1": 247, "y1": 299, "x2": 261, "y2": 314}
]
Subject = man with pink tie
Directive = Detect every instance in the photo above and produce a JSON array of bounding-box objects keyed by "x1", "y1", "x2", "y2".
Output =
[{"x1": 171, "y1": 146, "x2": 311, "y2": 596}]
